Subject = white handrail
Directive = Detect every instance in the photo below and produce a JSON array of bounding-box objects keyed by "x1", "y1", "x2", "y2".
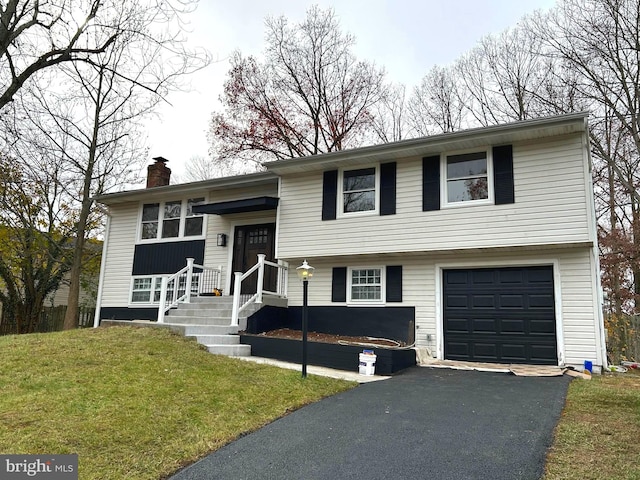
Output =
[
  {"x1": 230, "y1": 254, "x2": 289, "y2": 326},
  {"x1": 157, "y1": 258, "x2": 223, "y2": 323}
]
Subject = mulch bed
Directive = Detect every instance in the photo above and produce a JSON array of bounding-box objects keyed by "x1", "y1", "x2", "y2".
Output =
[{"x1": 255, "y1": 328, "x2": 406, "y2": 348}]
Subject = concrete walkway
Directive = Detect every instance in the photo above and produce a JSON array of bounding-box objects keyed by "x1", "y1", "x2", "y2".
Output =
[{"x1": 169, "y1": 367, "x2": 570, "y2": 480}]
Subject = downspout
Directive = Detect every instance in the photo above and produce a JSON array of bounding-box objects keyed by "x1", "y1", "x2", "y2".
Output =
[
  {"x1": 93, "y1": 206, "x2": 112, "y2": 328},
  {"x1": 583, "y1": 121, "x2": 608, "y2": 370}
]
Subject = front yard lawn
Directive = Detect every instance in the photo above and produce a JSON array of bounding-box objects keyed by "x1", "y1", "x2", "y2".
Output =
[
  {"x1": 544, "y1": 370, "x2": 640, "y2": 479},
  {"x1": 0, "y1": 327, "x2": 355, "y2": 479}
]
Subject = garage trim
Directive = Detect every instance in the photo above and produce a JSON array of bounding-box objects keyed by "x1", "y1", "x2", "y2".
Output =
[{"x1": 434, "y1": 258, "x2": 564, "y2": 365}]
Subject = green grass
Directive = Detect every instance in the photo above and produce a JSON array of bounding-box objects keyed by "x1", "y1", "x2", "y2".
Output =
[
  {"x1": 544, "y1": 370, "x2": 640, "y2": 480},
  {"x1": 0, "y1": 327, "x2": 356, "y2": 479}
]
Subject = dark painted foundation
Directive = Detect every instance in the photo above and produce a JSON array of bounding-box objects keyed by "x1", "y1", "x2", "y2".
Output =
[
  {"x1": 246, "y1": 305, "x2": 416, "y2": 344},
  {"x1": 242, "y1": 305, "x2": 417, "y2": 374},
  {"x1": 99, "y1": 307, "x2": 158, "y2": 322},
  {"x1": 240, "y1": 334, "x2": 416, "y2": 375}
]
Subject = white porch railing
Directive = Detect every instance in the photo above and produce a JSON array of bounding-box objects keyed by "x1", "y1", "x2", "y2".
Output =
[
  {"x1": 231, "y1": 254, "x2": 289, "y2": 327},
  {"x1": 157, "y1": 258, "x2": 223, "y2": 323}
]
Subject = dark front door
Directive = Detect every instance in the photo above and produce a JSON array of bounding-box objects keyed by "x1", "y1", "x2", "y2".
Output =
[
  {"x1": 443, "y1": 266, "x2": 557, "y2": 365},
  {"x1": 231, "y1": 223, "x2": 276, "y2": 294}
]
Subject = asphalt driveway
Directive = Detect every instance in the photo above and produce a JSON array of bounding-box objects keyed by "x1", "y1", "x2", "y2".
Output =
[{"x1": 170, "y1": 367, "x2": 571, "y2": 480}]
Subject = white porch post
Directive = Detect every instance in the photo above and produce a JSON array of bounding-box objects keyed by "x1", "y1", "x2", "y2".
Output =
[
  {"x1": 185, "y1": 258, "x2": 195, "y2": 303},
  {"x1": 256, "y1": 254, "x2": 266, "y2": 304},
  {"x1": 157, "y1": 277, "x2": 168, "y2": 323},
  {"x1": 231, "y1": 272, "x2": 242, "y2": 327}
]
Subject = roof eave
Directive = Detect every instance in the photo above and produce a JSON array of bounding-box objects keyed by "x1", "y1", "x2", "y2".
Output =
[
  {"x1": 266, "y1": 112, "x2": 589, "y2": 175},
  {"x1": 94, "y1": 171, "x2": 278, "y2": 206}
]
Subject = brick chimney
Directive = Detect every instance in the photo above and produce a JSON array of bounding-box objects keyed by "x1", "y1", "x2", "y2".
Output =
[{"x1": 146, "y1": 157, "x2": 171, "y2": 188}]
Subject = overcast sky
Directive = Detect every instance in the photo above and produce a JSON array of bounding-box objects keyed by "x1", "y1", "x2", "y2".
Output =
[{"x1": 144, "y1": 0, "x2": 558, "y2": 180}]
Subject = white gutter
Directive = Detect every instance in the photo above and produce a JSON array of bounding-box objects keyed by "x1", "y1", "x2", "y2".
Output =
[{"x1": 93, "y1": 209, "x2": 112, "y2": 328}]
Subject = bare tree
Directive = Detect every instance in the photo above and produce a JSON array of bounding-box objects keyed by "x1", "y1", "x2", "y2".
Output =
[
  {"x1": 1, "y1": 0, "x2": 209, "y2": 330},
  {"x1": 209, "y1": 6, "x2": 386, "y2": 163},
  {"x1": 408, "y1": 65, "x2": 467, "y2": 136},
  {"x1": 370, "y1": 83, "x2": 408, "y2": 143},
  {"x1": 0, "y1": 0, "x2": 122, "y2": 110},
  {"x1": 177, "y1": 155, "x2": 259, "y2": 183}
]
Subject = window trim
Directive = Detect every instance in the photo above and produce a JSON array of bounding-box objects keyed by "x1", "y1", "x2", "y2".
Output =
[
  {"x1": 129, "y1": 274, "x2": 201, "y2": 305},
  {"x1": 441, "y1": 148, "x2": 494, "y2": 208},
  {"x1": 129, "y1": 276, "x2": 163, "y2": 305},
  {"x1": 337, "y1": 165, "x2": 380, "y2": 217},
  {"x1": 347, "y1": 266, "x2": 386, "y2": 305},
  {"x1": 137, "y1": 197, "x2": 207, "y2": 243}
]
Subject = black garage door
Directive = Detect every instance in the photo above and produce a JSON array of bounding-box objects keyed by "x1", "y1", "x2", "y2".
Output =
[{"x1": 443, "y1": 266, "x2": 557, "y2": 365}]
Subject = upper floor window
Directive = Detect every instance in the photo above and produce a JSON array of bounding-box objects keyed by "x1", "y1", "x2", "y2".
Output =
[
  {"x1": 339, "y1": 167, "x2": 378, "y2": 215},
  {"x1": 445, "y1": 151, "x2": 491, "y2": 205},
  {"x1": 140, "y1": 197, "x2": 205, "y2": 241}
]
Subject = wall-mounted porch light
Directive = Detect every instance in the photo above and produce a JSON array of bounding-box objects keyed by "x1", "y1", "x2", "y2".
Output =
[{"x1": 217, "y1": 233, "x2": 227, "y2": 247}]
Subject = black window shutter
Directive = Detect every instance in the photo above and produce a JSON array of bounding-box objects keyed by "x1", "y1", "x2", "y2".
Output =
[
  {"x1": 422, "y1": 155, "x2": 440, "y2": 211},
  {"x1": 332, "y1": 267, "x2": 347, "y2": 302},
  {"x1": 493, "y1": 145, "x2": 515, "y2": 205},
  {"x1": 322, "y1": 170, "x2": 338, "y2": 220},
  {"x1": 386, "y1": 265, "x2": 403, "y2": 302},
  {"x1": 380, "y1": 162, "x2": 397, "y2": 216}
]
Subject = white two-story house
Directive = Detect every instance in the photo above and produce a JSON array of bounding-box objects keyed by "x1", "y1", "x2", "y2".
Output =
[{"x1": 94, "y1": 113, "x2": 606, "y2": 371}]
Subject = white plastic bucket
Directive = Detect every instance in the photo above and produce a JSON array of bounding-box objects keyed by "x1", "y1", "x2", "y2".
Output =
[{"x1": 359, "y1": 353, "x2": 377, "y2": 376}]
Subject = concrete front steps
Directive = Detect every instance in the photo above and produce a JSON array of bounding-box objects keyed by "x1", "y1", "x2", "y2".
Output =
[{"x1": 163, "y1": 296, "x2": 260, "y2": 356}]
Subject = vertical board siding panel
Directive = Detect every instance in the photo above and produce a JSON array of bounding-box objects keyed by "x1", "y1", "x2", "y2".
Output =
[
  {"x1": 422, "y1": 155, "x2": 440, "y2": 211},
  {"x1": 493, "y1": 144, "x2": 515, "y2": 204},
  {"x1": 322, "y1": 170, "x2": 338, "y2": 220},
  {"x1": 386, "y1": 265, "x2": 403, "y2": 302},
  {"x1": 331, "y1": 267, "x2": 347, "y2": 302},
  {"x1": 380, "y1": 162, "x2": 397, "y2": 216}
]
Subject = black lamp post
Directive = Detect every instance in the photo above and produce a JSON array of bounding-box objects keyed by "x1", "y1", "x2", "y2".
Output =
[{"x1": 296, "y1": 260, "x2": 314, "y2": 378}]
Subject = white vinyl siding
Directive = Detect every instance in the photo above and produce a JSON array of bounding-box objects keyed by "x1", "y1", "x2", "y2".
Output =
[
  {"x1": 99, "y1": 202, "x2": 140, "y2": 308},
  {"x1": 276, "y1": 134, "x2": 592, "y2": 259},
  {"x1": 284, "y1": 247, "x2": 602, "y2": 369}
]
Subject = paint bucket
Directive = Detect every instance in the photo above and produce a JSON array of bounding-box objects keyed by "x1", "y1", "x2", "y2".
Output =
[
  {"x1": 584, "y1": 360, "x2": 593, "y2": 373},
  {"x1": 359, "y1": 352, "x2": 376, "y2": 376}
]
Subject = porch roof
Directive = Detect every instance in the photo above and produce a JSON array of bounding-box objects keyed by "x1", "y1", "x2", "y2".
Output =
[{"x1": 192, "y1": 196, "x2": 279, "y2": 215}]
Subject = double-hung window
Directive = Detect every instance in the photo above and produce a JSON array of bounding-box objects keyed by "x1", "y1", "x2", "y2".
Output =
[
  {"x1": 340, "y1": 167, "x2": 378, "y2": 215},
  {"x1": 445, "y1": 151, "x2": 491, "y2": 205},
  {"x1": 139, "y1": 197, "x2": 205, "y2": 241},
  {"x1": 131, "y1": 277, "x2": 162, "y2": 303},
  {"x1": 130, "y1": 274, "x2": 200, "y2": 304},
  {"x1": 348, "y1": 267, "x2": 384, "y2": 304}
]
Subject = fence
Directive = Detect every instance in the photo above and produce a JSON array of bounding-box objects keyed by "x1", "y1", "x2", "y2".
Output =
[
  {"x1": 605, "y1": 314, "x2": 640, "y2": 364},
  {"x1": 0, "y1": 305, "x2": 95, "y2": 336}
]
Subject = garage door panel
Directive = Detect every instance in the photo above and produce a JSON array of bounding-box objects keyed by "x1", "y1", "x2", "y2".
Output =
[
  {"x1": 446, "y1": 270, "x2": 469, "y2": 285},
  {"x1": 499, "y1": 294, "x2": 524, "y2": 308},
  {"x1": 445, "y1": 295, "x2": 468, "y2": 308},
  {"x1": 529, "y1": 319, "x2": 556, "y2": 335},
  {"x1": 501, "y1": 319, "x2": 526, "y2": 334},
  {"x1": 529, "y1": 294, "x2": 554, "y2": 308},
  {"x1": 471, "y1": 294, "x2": 495, "y2": 308},
  {"x1": 472, "y1": 318, "x2": 497, "y2": 333},
  {"x1": 472, "y1": 270, "x2": 495, "y2": 284},
  {"x1": 530, "y1": 345, "x2": 557, "y2": 363},
  {"x1": 446, "y1": 318, "x2": 469, "y2": 333},
  {"x1": 501, "y1": 343, "x2": 527, "y2": 362},
  {"x1": 443, "y1": 266, "x2": 557, "y2": 365},
  {"x1": 498, "y1": 269, "x2": 524, "y2": 284}
]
